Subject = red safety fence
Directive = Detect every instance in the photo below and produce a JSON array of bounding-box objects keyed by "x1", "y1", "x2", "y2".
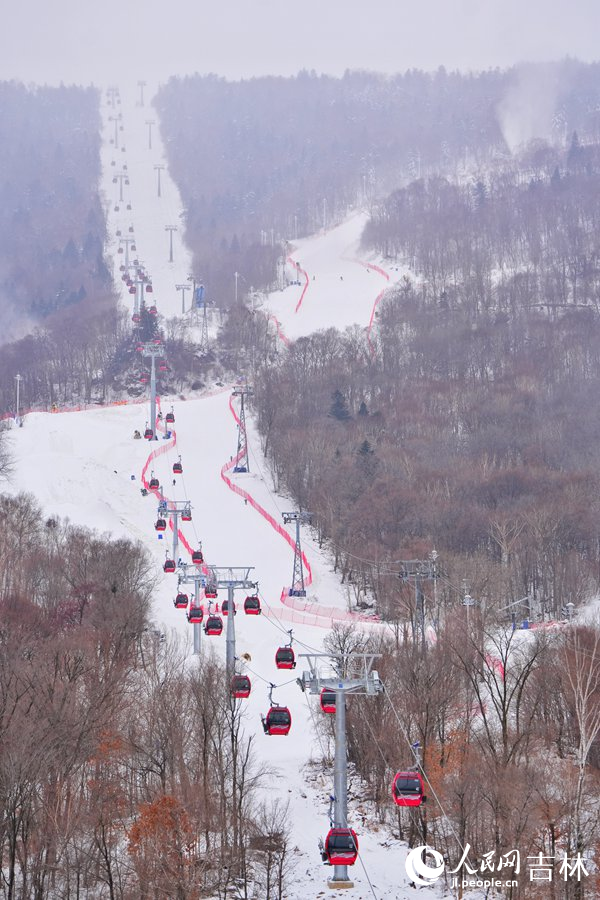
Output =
[
  {"x1": 0, "y1": 396, "x2": 148, "y2": 421},
  {"x1": 268, "y1": 314, "x2": 291, "y2": 348},
  {"x1": 343, "y1": 257, "x2": 390, "y2": 357},
  {"x1": 222, "y1": 394, "x2": 382, "y2": 628},
  {"x1": 140, "y1": 398, "x2": 195, "y2": 560},
  {"x1": 286, "y1": 255, "x2": 310, "y2": 314}
]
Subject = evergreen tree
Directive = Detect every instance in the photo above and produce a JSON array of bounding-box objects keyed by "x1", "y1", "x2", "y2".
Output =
[{"x1": 329, "y1": 389, "x2": 351, "y2": 421}]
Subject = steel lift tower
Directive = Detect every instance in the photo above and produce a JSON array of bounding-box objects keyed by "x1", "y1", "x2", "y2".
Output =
[
  {"x1": 398, "y1": 557, "x2": 438, "y2": 650},
  {"x1": 140, "y1": 341, "x2": 164, "y2": 438},
  {"x1": 207, "y1": 567, "x2": 256, "y2": 674},
  {"x1": 177, "y1": 563, "x2": 207, "y2": 655},
  {"x1": 282, "y1": 511, "x2": 311, "y2": 596},
  {"x1": 298, "y1": 653, "x2": 383, "y2": 889},
  {"x1": 232, "y1": 385, "x2": 253, "y2": 473},
  {"x1": 156, "y1": 500, "x2": 192, "y2": 566}
]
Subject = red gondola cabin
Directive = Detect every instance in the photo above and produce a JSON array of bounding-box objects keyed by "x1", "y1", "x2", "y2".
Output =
[
  {"x1": 244, "y1": 595, "x2": 261, "y2": 615},
  {"x1": 192, "y1": 550, "x2": 204, "y2": 564},
  {"x1": 263, "y1": 706, "x2": 292, "y2": 736},
  {"x1": 222, "y1": 600, "x2": 236, "y2": 616},
  {"x1": 166, "y1": 411, "x2": 175, "y2": 424},
  {"x1": 323, "y1": 829, "x2": 358, "y2": 866},
  {"x1": 231, "y1": 674, "x2": 251, "y2": 699},
  {"x1": 392, "y1": 771, "x2": 425, "y2": 808},
  {"x1": 320, "y1": 688, "x2": 336, "y2": 714},
  {"x1": 155, "y1": 518, "x2": 166, "y2": 532},
  {"x1": 149, "y1": 476, "x2": 159, "y2": 489},
  {"x1": 173, "y1": 461, "x2": 183, "y2": 474},
  {"x1": 204, "y1": 615, "x2": 223, "y2": 636},
  {"x1": 174, "y1": 593, "x2": 188, "y2": 609},
  {"x1": 187, "y1": 606, "x2": 204, "y2": 624},
  {"x1": 275, "y1": 647, "x2": 296, "y2": 670},
  {"x1": 163, "y1": 559, "x2": 176, "y2": 573}
]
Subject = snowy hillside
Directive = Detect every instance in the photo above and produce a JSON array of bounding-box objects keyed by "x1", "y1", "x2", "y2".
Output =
[{"x1": 4, "y1": 83, "x2": 443, "y2": 900}]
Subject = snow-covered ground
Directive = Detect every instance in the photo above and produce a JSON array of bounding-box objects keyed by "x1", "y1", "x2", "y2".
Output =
[
  {"x1": 262, "y1": 213, "x2": 406, "y2": 346},
  {"x1": 4, "y1": 83, "x2": 444, "y2": 899}
]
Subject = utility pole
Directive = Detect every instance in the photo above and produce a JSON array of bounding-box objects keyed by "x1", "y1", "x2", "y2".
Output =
[
  {"x1": 14, "y1": 373, "x2": 21, "y2": 424},
  {"x1": 165, "y1": 225, "x2": 177, "y2": 263},
  {"x1": 232, "y1": 385, "x2": 253, "y2": 473},
  {"x1": 145, "y1": 119, "x2": 155, "y2": 150},
  {"x1": 139, "y1": 341, "x2": 163, "y2": 439},
  {"x1": 299, "y1": 653, "x2": 383, "y2": 890},
  {"x1": 175, "y1": 283, "x2": 191, "y2": 314},
  {"x1": 282, "y1": 511, "x2": 311, "y2": 596},
  {"x1": 154, "y1": 164, "x2": 165, "y2": 197},
  {"x1": 156, "y1": 499, "x2": 192, "y2": 568},
  {"x1": 209, "y1": 567, "x2": 256, "y2": 675},
  {"x1": 137, "y1": 80, "x2": 147, "y2": 106}
]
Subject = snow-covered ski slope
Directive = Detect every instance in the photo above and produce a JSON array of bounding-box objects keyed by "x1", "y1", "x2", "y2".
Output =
[
  {"x1": 267, "y1": 213, "x2": 404, "y2": 346},
  {"x1": 5, "y1": 84, "x2": 441, "y2": 900},
  {"x1": 101, "y1": 82, "x2": 195, "y2": 319}
]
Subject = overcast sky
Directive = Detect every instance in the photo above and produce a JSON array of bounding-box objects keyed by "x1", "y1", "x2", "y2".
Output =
[{"x1": 2, "y1": 0, "x2": 599, "y2": 88}]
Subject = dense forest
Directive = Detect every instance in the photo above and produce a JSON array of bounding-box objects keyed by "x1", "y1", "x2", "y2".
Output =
[
  {"x1": 0, "y1": 492, "x2": 291, "y2": 900},
  {"x1": 248, "y1": 139, "x2": 600, "y2": 626},
  {"x1": 156, "y1": 61, "x2": 600, "y2": 306},
  {"x1": 0, "y1": 83, "x2": 111, "y2": 343}
]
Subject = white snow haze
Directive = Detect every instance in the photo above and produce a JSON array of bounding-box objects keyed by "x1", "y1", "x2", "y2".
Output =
[{"x1": 2, "y1": 0, "x2": 599, "y2": 85}]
